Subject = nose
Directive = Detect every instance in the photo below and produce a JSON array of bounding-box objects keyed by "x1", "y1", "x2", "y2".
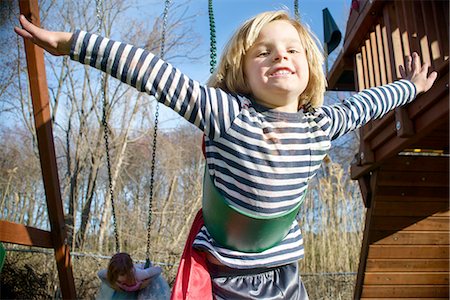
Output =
[{"x1": 273, "y1": 49, "x2": 287, "y2": 62}]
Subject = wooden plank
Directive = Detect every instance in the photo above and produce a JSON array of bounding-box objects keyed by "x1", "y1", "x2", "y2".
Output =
[
  {"x1": 394, "y1": 106, "x2": 415, "y2": 137},
  {"x1": 18, "y1": 1, "x2": 76, "y2": 299},
  {"x1": 371, "y1": 216, "x2": 449, "y2": 231},
  {"x1": 402, "y1": 0, "x2": 420, "y2": 55},
  {"x1": 412, "y1": 1, "x2": 431, "y2": 66},
  {"x1": 364, "y1": 272, "x2": 449, "y2": 285},
  {"x1": 375, "y1": 24, "x2": 387, "y2": 85},
  {"x1": 344, "y1": 0, "x2": 370, "y2": 41},
  {"x1": 0, "y1": 220, "x2": 53, "y2": 248},
  {"x1": 365, "y1": 38, "x2": 375, "y2": 87},
  {"x1": 431, "y1": 1, "x2": 449, "y2": 67},
  {"x1": 356, "y1": 53, "x2": 365, "y2": 91},
  {"x1": 363, "y1": 110, "x2": 395, "y2": 144},
  {"x1": 361, "y1": 285, "x2": 449, "y2": 298},
  {"x1": 421, "y1": 1, "x2": 442, "y2": 70},
  {"x1": 389, "y1": 2, "x2": 404, "y2": 79},
  {"x1": 361, "y1": 298, "x2": 447, "y2": 300},
  {"x1": 408, "y1": 70, "x2": 448, "y2": 119},
  {"x1": 396, "y1": 0, "x2": 411, "y2": 57},
  {"x1": 370, "y1": 30, "x2": 381, "y2": 86},
  {"x1": 343, "y1": 0, "x2": 386, "y2": 56},
  {"x1": 382, "y1": 3, "x2": 395, "y2": 83},
  {"x1": 375, "y1": 186, "x2": 449, "y2": 202},
  {"x1": 370, "y1": 231, "x2": 449, "y2": 245},
  {"x1": 379, "y1": 155, "x2": 449, "y2": 172},
  {"x1": 364, "y1": 110, "x2": 395, "y2": 143},
  {"x1": 373, "y1": 201, "x2": 449, "y2": 217},
  {"x1": 376, "y1": 170, "x2": 449, "y2": 187},
  {"x1": 412, "y1": 92, "x2": 449, "y2": 135},
  {"x1": 366, "y1": 258, "x2": 449, "y2": 272},
  {"x1": 361, "y1": 45, "x2": 370, "y2": 89},
  {"x1": 368, "y1": 245, "x2": 449, "y2": 259}
]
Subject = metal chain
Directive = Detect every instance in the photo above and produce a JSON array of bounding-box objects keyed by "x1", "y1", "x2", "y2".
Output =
[
  {"x1": 294, "y1": 0, "x2": 300, "y2": 21},
  {"x1": 96, "y1": 0, "x2": 121, "y2": 253},
  {"x1": 146, "y1": 0, "x2": 171, "y2": 265},
  {"x1": 208, "y1": 0, "x2": 217, "y2": 73}
]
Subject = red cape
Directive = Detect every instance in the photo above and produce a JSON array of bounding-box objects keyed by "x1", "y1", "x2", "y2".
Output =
[{"x1": 170, "y1": 209, "x2": 212, "y2": 300}]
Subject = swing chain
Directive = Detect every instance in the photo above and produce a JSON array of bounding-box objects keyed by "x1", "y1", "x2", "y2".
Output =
[
  {"x1": 96, "y1": 0, "x2": 121, "y2": 253},
  {"x1": 146, "y1": 0, "x2": 171, "y2": 265},
  {"x1": 208, "y1": 0, "x2": 217, "y2": 73},
  {"x1": 294, "y1": 0, "x2": 300, "y2": 21}
]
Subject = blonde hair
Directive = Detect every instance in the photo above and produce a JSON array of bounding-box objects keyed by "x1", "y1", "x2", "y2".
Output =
[
  {"x1": 107, "y1": 252, "x2": 135, "y2": 290},
  {"x1": 207, "y1": 10, "x2": 326, "y2": 108}
]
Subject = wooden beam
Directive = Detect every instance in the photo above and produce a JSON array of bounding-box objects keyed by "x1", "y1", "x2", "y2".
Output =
[
  {"x1": 366, "y1": 258, "x2": 449, "y2": 272},
  {"x1": 18, "y1": 1, "x2": 76, "y2": 299},
  {"x1": 364, "y1": 272, "x2": 449, "y2": 285},
  {"x1": 354, "y1": 171, "x2": 378, "y2": 299},
  {"x1": 0, "y1": 220, "x2": 53, "y2": 248},
  {"x1": 342, "y1": 0, "x2": 385, "y2": 56},
  {"x1": 370, "y1": 231, "x2": 449, "y2": 245},
  {"x1": 361, "y1": 284, "x2": 449, "y2": 298},
  {"x1": 371, "y1": 216, "x2": 449, "y2": 231},
  {"x1": 367, "y1": 245, "x2": 449, "y2": 259}
]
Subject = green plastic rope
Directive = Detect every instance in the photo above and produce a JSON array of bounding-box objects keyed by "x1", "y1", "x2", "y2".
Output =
[
  {"x1": 208, "y1": 0, "x2": 217, "y2": 73},
  {"x1": 294, "y1": 0, "x2": 300, "y2": 21}
]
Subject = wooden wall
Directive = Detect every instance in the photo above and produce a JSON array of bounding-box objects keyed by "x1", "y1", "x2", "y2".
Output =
[{"x1": 339, "y1": 1, "x2": 450, "y2": 298}]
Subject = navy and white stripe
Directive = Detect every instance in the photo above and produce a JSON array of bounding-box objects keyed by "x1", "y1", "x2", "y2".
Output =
[{"x1": 70, "y1": 30, "x2": 416, "y2": 268}]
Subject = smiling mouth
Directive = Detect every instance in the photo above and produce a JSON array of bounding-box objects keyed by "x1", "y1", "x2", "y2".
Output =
[{"x1": 269, "y1": 69, "x2": 294, "y2": 77}]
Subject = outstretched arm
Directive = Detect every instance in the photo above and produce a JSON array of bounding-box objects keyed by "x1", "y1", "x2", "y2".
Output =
[
  {"x1": 323, "y1": 53, "x2": 437, "y2": 140},
  {"x1": 14, "y1": 15, "x2": 241, "y2": 139},
  {"x1": 399, "y1": 52, "x2": 437, "y2": 94},
  {"x1": 14, "y1": 14, "x2": 72, "y2": 56}
]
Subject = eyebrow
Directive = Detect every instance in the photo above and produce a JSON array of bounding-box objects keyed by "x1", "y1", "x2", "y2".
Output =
[{"x1": 252, "y1": 39, "x2": 303, "y2": 48}]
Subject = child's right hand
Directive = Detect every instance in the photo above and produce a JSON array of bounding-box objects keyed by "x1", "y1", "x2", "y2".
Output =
[
  {"x1": 14, "y1": 15, "x2": 72, "y2": 56},
  {"x1": 399, "y1": 52, "x2": 437, "y2": 94}
]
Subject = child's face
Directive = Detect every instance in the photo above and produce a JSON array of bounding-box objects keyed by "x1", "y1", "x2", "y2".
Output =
[
  {"x1": 117, "y1": 274, "x2": 136, "y2": 286},
  {"x1": 244, "y1": 20, "x2": 309, "y2": 112}
]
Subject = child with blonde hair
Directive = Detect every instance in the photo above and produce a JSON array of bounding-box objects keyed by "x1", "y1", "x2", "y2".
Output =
[{"x1": 15, "y1": 9, "x2": 436, "y2": 299}]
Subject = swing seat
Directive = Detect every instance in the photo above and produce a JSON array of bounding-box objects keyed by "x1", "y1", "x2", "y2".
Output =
[
  {"x1": 0, "y1": 242, "x2": 5, "y2": 273},
  {"x1": 202, "y1": 166, "x2": 305, "y2": 253},
  {"x1": 96, "y1": 274, "x2": 170, "y2": 300},
  {"x1": 97, "y1": 279, "x2": 138, "y2": 300}
]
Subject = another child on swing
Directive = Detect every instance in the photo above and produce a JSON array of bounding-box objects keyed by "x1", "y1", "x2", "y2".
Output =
[
  {"x1": 15, "y1": 9, "x2": 436, "y2": 299},
  {"x1": 97, "y1": 252, "x2": 162, "y2": 292}
]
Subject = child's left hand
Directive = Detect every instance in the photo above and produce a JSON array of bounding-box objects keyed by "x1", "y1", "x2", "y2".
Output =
[{"x1": 399, "y1": 52, "x2": 437, "y2": 94}]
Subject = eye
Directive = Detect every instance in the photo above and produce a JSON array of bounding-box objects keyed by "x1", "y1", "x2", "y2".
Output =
[
  {"x1": 288, "y1": 49, "x2": 300, "y2": 54},
  {"x1": 257, "y1": 51, "x2": 270, "y2": 57}
]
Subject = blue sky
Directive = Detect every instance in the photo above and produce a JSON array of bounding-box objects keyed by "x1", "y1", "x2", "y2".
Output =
[
  {"x1": 171, "y1": 0, "x2": 349, "y2": 82},
  {"x1": 131, "y1": 0, "x2": 351, "y2": 128}
]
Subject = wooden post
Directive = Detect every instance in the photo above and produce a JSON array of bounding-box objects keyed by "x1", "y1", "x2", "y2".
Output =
[{"x1": 18, "y1": 1, "x2": 76, "y2": 298}]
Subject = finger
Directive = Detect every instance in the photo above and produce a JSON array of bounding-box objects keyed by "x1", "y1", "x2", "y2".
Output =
[
  {"x1": 420, "y1": 62, "x2": 430, "y2": 75},
  {"x1": 405, "y1": 55, "x2": 412, "y2": 73},
  {"x1": 19, "y1": 15, "x2": 44, "y2": 39},
  {"x1": 399, "y1": 65, "x2": 406, "y2": 78},
  {"x1": 411, "y1": 52, "x2": 421, "y2": 74},
  {"x1": 426, "y1": 71, "x2": 438, "y2": 89},
  {"x1": 14, "y1": 26, "x2": 34, "y2": 40}
]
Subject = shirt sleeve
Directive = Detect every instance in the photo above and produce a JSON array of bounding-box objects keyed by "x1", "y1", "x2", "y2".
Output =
[
  {"x1": 133, "y1": 266, "x2": 162, "y2": 281},
  {"x1": 69, "y1": 30, "x2": 241, "y2": 140},
  {"x1": 321, "y1": 80, "x2": 417, "y2": 140}
]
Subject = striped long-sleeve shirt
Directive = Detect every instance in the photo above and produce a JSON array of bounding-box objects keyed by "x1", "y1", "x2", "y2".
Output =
[{"x1": 70, "y1": 30, "x2": 416, "y2": 269}]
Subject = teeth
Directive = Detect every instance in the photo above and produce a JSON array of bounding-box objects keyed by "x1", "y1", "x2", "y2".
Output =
[{"x1": 271, "y1": 70, "x2": 291, "y2": 76}]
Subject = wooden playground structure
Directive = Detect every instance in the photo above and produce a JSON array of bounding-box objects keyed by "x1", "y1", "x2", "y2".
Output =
[
  {"x1": 328, "y1": 0, "x2": 449, "y2": 298},
  {"x1": 0, "y1": 0, "x2": 448, "y2": 299}
]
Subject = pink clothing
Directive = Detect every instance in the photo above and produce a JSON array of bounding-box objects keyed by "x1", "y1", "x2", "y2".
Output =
[{"x1": 98, "y1": 264, "x2": 162, "y2": 292}]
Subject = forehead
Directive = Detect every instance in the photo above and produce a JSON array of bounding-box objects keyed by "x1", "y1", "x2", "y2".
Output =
[{"x1": 255, "y1": 20, "x2": 301, "y2": 42}]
